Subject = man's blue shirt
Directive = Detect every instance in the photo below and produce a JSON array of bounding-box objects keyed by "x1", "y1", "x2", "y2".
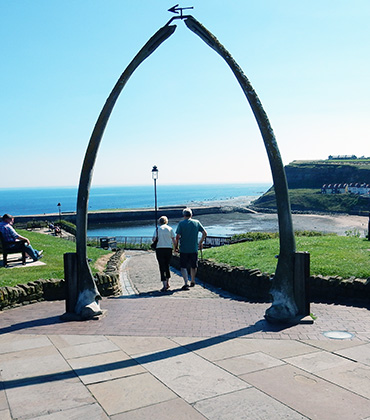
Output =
[
  {"x1": 176, "y1": 218, "x2": 205, "y2": 253},
  {"x1": 0, "y1": 221, "x2": 18, "y2": 243}
]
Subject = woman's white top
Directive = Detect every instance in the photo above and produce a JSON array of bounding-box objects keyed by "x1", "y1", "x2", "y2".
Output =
[{"x1": 153, "y1": 224, "x2": 175, "y2": 248}]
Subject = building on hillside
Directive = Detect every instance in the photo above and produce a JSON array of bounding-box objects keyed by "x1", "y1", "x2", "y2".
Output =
[
  {"x1": 328, "y1": 155, "x2": 357, "y2": 160},
  {"x1": 322, "y1": 182, "x2": 370, "y2": 195}
]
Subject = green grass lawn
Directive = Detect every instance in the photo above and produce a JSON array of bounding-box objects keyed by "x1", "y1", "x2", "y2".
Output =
[
  {"x1": 0, "y1": 230, "x2": 110, "y2": 287},
  {"x1": 203, "y1": 235, "x2": 370, "y2": 279}
]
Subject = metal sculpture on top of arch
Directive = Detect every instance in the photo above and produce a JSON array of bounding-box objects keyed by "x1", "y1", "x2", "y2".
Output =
[{"x1": 72, "y1": 9, "x2": 298, "y2": 323}]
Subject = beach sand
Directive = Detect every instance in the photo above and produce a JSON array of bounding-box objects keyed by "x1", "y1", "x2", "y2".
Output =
[{"x1": 190, "y1": 196, "x2": 369, "y2": 237}]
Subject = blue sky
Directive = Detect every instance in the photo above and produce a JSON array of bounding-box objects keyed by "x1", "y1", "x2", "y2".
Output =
[{"x1": 2, "y1": 1, "x2": 370, "y2": 187}]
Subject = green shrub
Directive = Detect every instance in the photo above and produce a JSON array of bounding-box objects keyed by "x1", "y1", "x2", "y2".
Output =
[
  {"x1": 294, "y1": 230, "x2": 334, "y2": 237},
  {"x1": 26, "y1": 220, "x2": 48, "y2": 229},
  {"x1": 58, "y1": 219, "x2": 76, "y2": 235},
  {"x1": 231, "y1": 230, "x2": 331, "y2": 242},
  {"x1": 231, "y1": 232, "x2": 279, "y2": 242}
]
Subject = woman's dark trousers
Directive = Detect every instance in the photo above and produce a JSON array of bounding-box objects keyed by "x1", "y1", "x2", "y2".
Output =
[{"x1": 155, "y1": 248, "x2": 172, "y2": 281}]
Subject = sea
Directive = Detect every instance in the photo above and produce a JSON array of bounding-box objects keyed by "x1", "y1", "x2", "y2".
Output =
[{"x1": 0, "y1": 183, "x2": 270, "y2": 237}]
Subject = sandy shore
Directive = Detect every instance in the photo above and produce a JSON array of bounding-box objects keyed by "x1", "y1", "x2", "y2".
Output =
[{"x1": 190, "y1": 196, "x2": 369, "y2": 237}]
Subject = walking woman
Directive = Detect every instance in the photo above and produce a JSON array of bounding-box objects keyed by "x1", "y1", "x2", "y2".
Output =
[{"x1": 153, "y1": 216, "x2": 176, "y2": 292}]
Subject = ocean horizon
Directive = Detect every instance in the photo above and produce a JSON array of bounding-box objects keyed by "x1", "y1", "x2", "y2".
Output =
[
  {"x1": 0, "y1": 183, "x2": 271, "y2": 237},
  {"x1": 0, "y1": 183, "x2": 270, "y2": 217}
]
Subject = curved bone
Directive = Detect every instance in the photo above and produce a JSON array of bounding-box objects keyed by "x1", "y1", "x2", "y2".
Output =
[
  {"x1": 185, "y1": 16, "x2": 298, "y2": 321},
  {"x1": 75, "y1": 24, "x2": 177, "y2": 317}
]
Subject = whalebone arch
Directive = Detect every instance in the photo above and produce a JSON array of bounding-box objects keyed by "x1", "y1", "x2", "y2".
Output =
[{"x1": 75, "y1": 15, "x2": 297, "y2": 323}]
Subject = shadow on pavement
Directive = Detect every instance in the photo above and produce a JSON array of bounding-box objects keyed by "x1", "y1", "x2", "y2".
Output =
[
  {"x1": 1, "y1": 319, "x2": 292, "y2": 391},
  {"x1": 0, "y1": 315, "x2": 64, "y2": 335}
]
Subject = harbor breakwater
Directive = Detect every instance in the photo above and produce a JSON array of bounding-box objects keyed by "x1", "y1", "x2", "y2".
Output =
[{"x1": 13, "y1": 205, "x2": 240, "y2": 226}]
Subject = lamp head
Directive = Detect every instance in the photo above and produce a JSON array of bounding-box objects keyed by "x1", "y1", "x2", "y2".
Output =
[{"x1": 152, "y1": 165, "x2": 159, "y2": 180}]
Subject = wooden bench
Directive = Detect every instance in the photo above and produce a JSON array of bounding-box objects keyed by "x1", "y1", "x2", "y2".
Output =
[{"x1": 0, "y1": 231, "x2": 26, "y2": 267}]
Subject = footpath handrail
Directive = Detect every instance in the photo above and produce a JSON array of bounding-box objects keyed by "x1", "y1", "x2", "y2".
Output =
[{"x1": 86, "y1": 235, "x2": 232, "y2": 247}]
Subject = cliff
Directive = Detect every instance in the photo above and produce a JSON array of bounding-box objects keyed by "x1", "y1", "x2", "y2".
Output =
[{"x1": 285, "y1": 159, "x2": 370, "y2": 189}]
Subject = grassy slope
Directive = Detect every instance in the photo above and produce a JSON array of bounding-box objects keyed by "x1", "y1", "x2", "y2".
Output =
[
  {"x1": 203, "y1": 235, "x2": 370, "y2": 279},
  {"x1": 253, "y1": 188, "x2": 370, "y2": 213},
  {"x1": 0, "y1": 230, "x2": 110, "y2": 287}
]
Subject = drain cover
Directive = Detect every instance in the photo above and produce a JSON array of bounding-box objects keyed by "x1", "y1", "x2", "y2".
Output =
[{"x1": 323, "y1": 331, "x2": 354, "y2": 340}]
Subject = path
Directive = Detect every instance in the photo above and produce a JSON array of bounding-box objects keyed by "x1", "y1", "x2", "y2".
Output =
[{"x1": 121, "y1": 250, "x2": 239, "y2": 299}]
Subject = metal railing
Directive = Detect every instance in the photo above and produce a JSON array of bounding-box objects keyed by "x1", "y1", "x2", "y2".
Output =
[
  {"x1": 87, "y1": 236, "x2": 152, "y2": 249},
  {"x1": 87, "y1": 235, "x2": 232, "y2": 249}
]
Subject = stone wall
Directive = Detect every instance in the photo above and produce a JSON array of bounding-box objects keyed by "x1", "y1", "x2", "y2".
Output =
[
  {"x1": 171, "y1": 255, "x2": 370, "y2": 307},
  {"x1": 96, "y1": 249, "x2": 125, "y2": 297},
  {"x1": 309, "y1": 275, "x2": 370, "y2": 305},
  {"x1": 0, "y1": 250, "x2": 124, "y2": 310},
  {"x1": 2, "y1": 251, "x2": 369, "y2": 310},
  {"x1": 171, "y1": 255, "x2": 271, "y2": 302},
  {"x1": 172, "y1": 255, "x2": 272, "y2": 302},
  {"x1": 0, "y1": 279, "x2": 66, "y2": 310}
]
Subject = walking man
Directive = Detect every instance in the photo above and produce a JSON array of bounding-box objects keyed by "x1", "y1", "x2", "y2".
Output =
[{"x1": 175, "y1": 208, "x2": 207, "y2": 290}]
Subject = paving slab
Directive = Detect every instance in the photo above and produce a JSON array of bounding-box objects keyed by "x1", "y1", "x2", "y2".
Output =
[
  {"x1": 0, "y1": 384, "x2": 8, "y2": 411},
  {"x1": 0, "y1": 333, "x2": 52, "y2": 354},
  {"x1": 51, "y1": 336, "x2": 120, "y2": 360},
  {"x1": 107, "y1": 335, "x2": 179, "y2": 356},
  {"x1": 302, "y1": 338, "x2": 366, "y2": 352},
  {"x1": 214, "y1": 351, "x2": 285, "y2": 375},
  {"x1": 173, "y1": 336, "x2": 318, "y2": 361},
  {"x1": 284, "y1": 350, "x2": 353, "y2": 373},
  {"x1": 110, "y1": 398, "x2": 207, "y2": 420},
  {"x1": 0, "y1": 409, "x2": 11, "y2": 420},
  {"x1": 284, "y1": 350, "x2": 370, "y2": 399},
  {"x1": 87, "y1": 372, "x2": 177, "y2": 416},
  {"x1": 193, "y1": 387, "x2": 308, "y2": 420},
  {"x1": 67, "y1": 350, "x2": 145, "y2": 384},
  {"x1": 27, "y1": 403, "x2": 109, "y2": 419},
  {"x1": 241, "y1": 364, "x2": 370, "y2": 420},
  {"x1": 48, "y1": 334, "x2": 111, "y2": 348},
  {"x1": 315, "y1": 363, "x2": 370, "y2": 400},
  {"x1": 134, "y1": 348, "x2": 249, "y2": 403},
  {"x1": 0, "y1": 344, "x2": 71, "y2": 380},
  {"x1": 5, "y1": 377, "x2": 95, "y2": 419},
  {"x1": 335, "y1": 342, "x2": 370, "y2": 366},
  {"x1": 243, "y1": 338, "x2": 319, "y2": 359},
  {"x1": 172, "y1": 336, "x2": 267, "y2": 361}
]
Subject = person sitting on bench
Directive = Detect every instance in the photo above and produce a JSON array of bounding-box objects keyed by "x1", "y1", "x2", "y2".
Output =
[{"x1": 0, "y1": 214, "x2": 43, "y2": 262}]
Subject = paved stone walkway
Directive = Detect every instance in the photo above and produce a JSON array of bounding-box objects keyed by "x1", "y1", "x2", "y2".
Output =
[
  {"x1": 0, "y1": 250, "x2": 369, "y2": 419},
  {"x1": 122, "y1": 250, "x2": 240, "y2": 299}
]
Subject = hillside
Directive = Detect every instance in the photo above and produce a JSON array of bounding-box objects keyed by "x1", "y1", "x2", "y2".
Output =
[{"x1": 253, "y1": 158, "x2": 370, "y2": 214}]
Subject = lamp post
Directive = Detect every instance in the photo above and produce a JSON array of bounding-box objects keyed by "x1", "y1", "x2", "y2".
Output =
[
  {"x1": 57, "y1": 202, "x2": 61, "y2": 223},
  {"x1": 152, "y1": 166, "x2": 159, "y2": 229}
]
